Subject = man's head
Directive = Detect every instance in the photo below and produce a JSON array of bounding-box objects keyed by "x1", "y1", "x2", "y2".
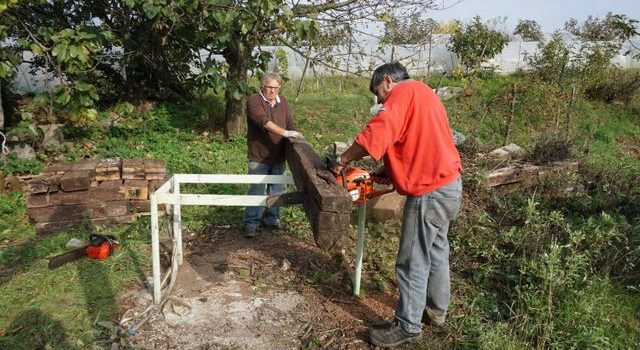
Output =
[
  {"x1": 369, "y1": 62, "x2": 410, "y2": 103},
  {"x1": 260, "y1": 72, "x2": 282, "y2": 103}
]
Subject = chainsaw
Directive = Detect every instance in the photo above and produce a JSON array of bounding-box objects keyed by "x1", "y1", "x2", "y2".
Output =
[
  {"x1": 48, "y1": 234, "x2": 120, "y2": 269},
  {"x1": 334, "y1": 167, "x2": 394, "y2": 203}
]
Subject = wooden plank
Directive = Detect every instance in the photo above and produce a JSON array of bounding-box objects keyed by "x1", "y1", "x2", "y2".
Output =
[
  {"x1": 130, "y1": 200, "x2": 166, "y2": 215},
  {"x1": 35, "y1": 215, "x2": 133, "y2": 236},
  {"x1": 286, "y1": 140, "x2": 351, "y2": 213},
  {"x1": 47, "y1": 174, "x2": 61, "y2": 193},
  {"x1": 97, "y1": 180, "x2": 124, "y2": 188},
  {"x1": 27, "y1": 176, "x2": 49, "y2": 195},
  {"x1": 285, "y1": 139, "x2": 352, "y2": 253},
  {"x1": 144, "y1": 159, "x2": 166, "y2": 173},
  {"x1": 70, "y1": 159, "x2": 98, "y2": 172},
  {"x1": 124, "y1": 179, "x2": 149, "y2": 200},
  {"x1": 130, "y1": 199, "x2": 150, "y2": 213},
  {"x1": 96, "y1": 173, "x2": 121, "y2": 181},
  {"x1": 145, "y1": 173, "x2": 167, "y2": 180},
  {"x1": 122, "y1": 159, "x2": 144, "y2": 174},
  {"x1": 28, "y1": 200, "x2": 129, "y2": 223},
  {"x1": 96, "y1": 158, "x2": 122, "y2": 173},
  {"x1": 28, "y1": 186, "x2": 126, "y2": 208},
  {"x1": 60, "y1": 170, "x2": 94, "y2": 192},
  {"x1": 44, "y1": 163, "x2": 72, "y2": 174}
]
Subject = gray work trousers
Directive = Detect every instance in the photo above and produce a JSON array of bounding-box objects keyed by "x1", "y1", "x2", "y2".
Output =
[{"x1": 395, "y1": 177, "x2": 462, "y2": 333}]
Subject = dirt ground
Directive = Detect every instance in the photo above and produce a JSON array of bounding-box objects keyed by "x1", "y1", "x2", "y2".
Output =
[{"x1": 119, "y1": 225, "x2": 450, "y2": 350}]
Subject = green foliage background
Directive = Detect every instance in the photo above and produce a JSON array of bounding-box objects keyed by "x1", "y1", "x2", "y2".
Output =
[{"x1": 1, "y1": 74, "x2": 639, "y2": 349}]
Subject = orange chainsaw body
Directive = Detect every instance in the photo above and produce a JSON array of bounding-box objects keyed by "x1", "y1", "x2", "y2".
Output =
[
  {"x1": 86, "y1": 239, "x2": 120, "y2": 260},
  {"x1": 334, "y1": 167, "x2": 394, "y2": 203}
]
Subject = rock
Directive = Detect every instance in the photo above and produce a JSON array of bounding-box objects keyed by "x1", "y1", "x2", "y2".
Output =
[
  {"x1": 38, "y1": 124, "x2": 64, "y2": 149},
  {"x1": 9, "y1": 142, "x2": 36, "y2": 159},
  {"x1": 367, "y1": 191, "x2": 406, "y2": 223},
  {"x1": 436, "y1": 86, "x2": 463, "y2": 101},
  {"x1": 488, "y1": 143, "x2": 525, "y2": 161},
  {"x1": 452, "y1": 129, "x2": 467, "y2": 146}
]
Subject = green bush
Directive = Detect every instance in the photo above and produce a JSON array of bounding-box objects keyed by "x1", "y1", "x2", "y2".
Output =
[{"x1": 584, "y1": 68, "x2": 640, "y2": 105}]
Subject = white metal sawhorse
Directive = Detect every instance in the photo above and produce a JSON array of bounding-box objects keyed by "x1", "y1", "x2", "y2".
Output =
[
  {"x1": 149, "y1": 173, "x2": 369, "y2": 304},
  {"x1": 149, "y1": 174, "x2": 295, "y2": 304}
]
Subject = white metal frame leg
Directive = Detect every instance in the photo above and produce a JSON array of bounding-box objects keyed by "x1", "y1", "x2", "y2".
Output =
[
  {"x1": 353, "y1": 203, "x2": 367, "y2": 296},
  {"x1": 150, "y1": 194, "x2": 162, "y2": 303},
  {"x1": 172, "y1": 177, "x2": 183, "y2": 265}
]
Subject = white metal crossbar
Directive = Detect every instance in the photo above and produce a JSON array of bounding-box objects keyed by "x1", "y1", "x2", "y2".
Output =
[{"x1": 150, "y1": 174, "x2": 295, "y2": 303}]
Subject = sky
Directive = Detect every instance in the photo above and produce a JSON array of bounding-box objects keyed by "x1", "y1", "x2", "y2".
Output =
[{"x1": 427, "y1": 0, "x2": 640, "y2": 33}]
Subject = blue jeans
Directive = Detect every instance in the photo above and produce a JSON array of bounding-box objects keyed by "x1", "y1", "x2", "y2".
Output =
[
  {"x1": 243, "y1": 161, "x2": 286, "y2": 230},
  {"x1": 395, "y1": 177, "x2": 462, "y2": 333}
]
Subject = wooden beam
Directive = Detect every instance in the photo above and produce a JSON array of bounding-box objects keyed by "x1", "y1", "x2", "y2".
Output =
[
  {"x1": 487, "y1": 161, "x2": 579, "y2": 189},
  {"x1": 28, "y1": 200, "x2": 129, "y2": 223},
  {"x1": 28, "y1": 186, "x2": 126, "y2": 208},
  {"x1": 285, "y1": 139, "x2": 352, "y2": 253}
]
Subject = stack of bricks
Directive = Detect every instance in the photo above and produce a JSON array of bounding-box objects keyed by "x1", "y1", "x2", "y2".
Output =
[{"x1": 27, "y1": 158, "x2": 167, "y2": 235}]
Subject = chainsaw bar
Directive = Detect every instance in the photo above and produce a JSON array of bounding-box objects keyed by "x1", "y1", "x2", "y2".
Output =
[{"x1": 48, "y1": 247, "x2": 88, "y2": 269}]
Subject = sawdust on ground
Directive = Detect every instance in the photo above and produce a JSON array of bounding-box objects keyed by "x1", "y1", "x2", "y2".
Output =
[{"x1": 120, "y1": 224, "x2": 449, "y2": 350}]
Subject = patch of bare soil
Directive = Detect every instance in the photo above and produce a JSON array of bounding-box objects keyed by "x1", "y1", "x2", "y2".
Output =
[{"x1": 120, "y1": 225, "x2": 450, "y2": 349}]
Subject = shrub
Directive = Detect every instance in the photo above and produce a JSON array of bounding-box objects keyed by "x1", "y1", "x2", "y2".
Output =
[
  {"x1": 584, "y1": 68, "x2": 640, "y2": 105},
  {"x1": 527, "y1": 134, "x2": 573, "y2": 165}
]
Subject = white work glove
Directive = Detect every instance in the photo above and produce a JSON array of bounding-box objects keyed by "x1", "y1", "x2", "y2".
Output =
[
  {"x1": 369, "y1": 103, "x2": 383, "y2": 116},
  {"x1": 283, "y1": 130, "x2": 304, "y2": 139}
]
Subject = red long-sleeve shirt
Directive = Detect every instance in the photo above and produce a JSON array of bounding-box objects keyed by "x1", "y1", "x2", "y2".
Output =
[{"x1": 355, "y1": 80, "x2": 461, "y2": 196}]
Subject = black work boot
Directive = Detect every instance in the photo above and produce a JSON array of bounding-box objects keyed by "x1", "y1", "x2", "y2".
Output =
[{"x1": 369, "y1": 321, "x2": 422, "y2": 348}]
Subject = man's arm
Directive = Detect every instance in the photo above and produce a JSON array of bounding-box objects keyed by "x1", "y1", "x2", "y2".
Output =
[
  {"x1": 264, "y1": 121, "x2": 303, "y2": 139},
  {"x1": 329, "y1": 142, "x2": 369, "y2": 174}
]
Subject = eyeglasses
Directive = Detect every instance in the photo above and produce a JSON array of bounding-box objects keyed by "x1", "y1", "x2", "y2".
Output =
[{"x1": 264, "y1": 85, "x2": 280, "y2": 90}]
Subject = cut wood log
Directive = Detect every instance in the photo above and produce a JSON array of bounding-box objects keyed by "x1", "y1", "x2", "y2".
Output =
[
  {"x1": 285, "y1": 139, "x2": 352, "y2": 253},
  {"x1": 487, "y1": 161, "x2": 579, "y2": 188},
  {"x1": 60, "y1": 170, "x2": 94, "y2": 192},
  {"x1": 28, "y1": 186, "x2": 126, "y2": 208},
  {"x1": 124, "y1": 179, "x2": 149, "y2": 200},
  {"x1": 28, "y1": 200, "x2": 129, "y2": 222},
  {"x1": 35, "y1": 215, "x2": 133, "y2": 236}
]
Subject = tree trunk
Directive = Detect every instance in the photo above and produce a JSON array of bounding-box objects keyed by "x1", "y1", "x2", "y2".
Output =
[{"x1": 223, "y1": 43, "x2": 252, "y2": 138}]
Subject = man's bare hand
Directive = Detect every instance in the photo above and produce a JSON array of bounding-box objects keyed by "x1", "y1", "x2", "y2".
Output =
[{"x1": 329, "y1": 159, "x2": 345, "y2": 174}]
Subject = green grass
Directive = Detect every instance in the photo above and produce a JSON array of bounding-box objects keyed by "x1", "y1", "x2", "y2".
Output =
[{"x1": 1, "y1": 74, "x2": 639, "y2": 349}]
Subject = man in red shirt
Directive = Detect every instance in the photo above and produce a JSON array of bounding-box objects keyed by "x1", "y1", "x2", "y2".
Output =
[{"x1": 330, "y1": 62, "x2": 463, "y2": 347}]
